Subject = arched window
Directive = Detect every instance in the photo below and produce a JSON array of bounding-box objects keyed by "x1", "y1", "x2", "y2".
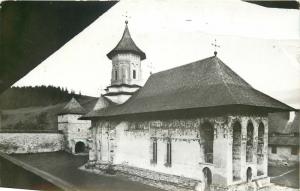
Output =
[
  {"x1": 257, "y1": 123, "x2": 264, "y2": 153},
  {"x1": 246, "y1": 121, "x2": 254, "y2": 162},
  {"x1": 133, "y1": 70, "x2": 136, "y2": 79},
  {"x1": 232, "y1": 121, "x2": 242, "y2": 181},
  {"x1": 151, "y1": 138, "x2": 157, "y2": 164},
  {"x1": 246, "y1": 167, "x2": 252, "y2": 182},
  {"x1": 166, "y1": 139, "x2": 172, "y2": 166},
  {"x1": 115, "y1": 70, "x2": 118, "y2": 80},
  {"x1": 200, "y1": 122, "x2": 214, "y2": 163},
  {"x1": 203, "y1": 167, "x2": 212, "y2": 190},
  {"x1": 257, "y1": 122, "x2": 265, "y2": 176}
]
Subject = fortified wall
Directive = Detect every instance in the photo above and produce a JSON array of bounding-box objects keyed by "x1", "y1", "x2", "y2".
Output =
[{"x1": 0, "y1": 133, "x2": 64, "y2": 154}]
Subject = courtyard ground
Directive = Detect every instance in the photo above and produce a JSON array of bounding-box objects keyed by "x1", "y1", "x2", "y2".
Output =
[
  {"x1": 4, "y1": 152, "x2": 299, "y2": 191},
  {"x1": 10, "y1": 151, "x2": 163, "y2": 191},
  {"x1": 268, "y1": 165, "x2": 299, "y2": 189}
]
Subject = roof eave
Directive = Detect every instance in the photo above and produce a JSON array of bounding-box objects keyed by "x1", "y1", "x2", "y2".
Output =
[
  {"x1": 106, "y1": 50, "x2": 146, "y2": 60},
  {"x1": 80, "y1": 104, "x2": 295, "y2": 120}
]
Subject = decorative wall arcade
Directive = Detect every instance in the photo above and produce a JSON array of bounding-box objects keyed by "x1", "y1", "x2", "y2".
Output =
[{"x1": 88, "y1": 115, "x2": 268, "y2": 187}]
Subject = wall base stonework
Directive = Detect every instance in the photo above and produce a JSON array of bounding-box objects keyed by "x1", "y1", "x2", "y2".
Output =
[
  {"x1": 0, "y1": 133, "x2": 64, "y2": 154},
  {"x1": 210, "y1": 177, "x2": 270, "y2": 191},
  {"x1": 84, "y1": 161, "x2": 271, "y2": 191},
  {"x1": 85, "y1": 161, "x2": 199, "y2": 191}
]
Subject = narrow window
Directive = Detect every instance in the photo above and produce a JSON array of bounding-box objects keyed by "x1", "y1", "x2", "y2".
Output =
[
  {"x1": 152, "y1": 139, "x2": 157, "y2": 164},
  {"x1": 133, "y1": 70, "x2": 136, "y2": 79},
  {"x1": 115, "y1": 71, "x2": 118, "y2": 80},
  {"x1": 291, "y1": 146, "x2": 298, "y2": 155},
  {"x1": 166, "y1": 140, "x2": 172, "y2": 166},
  {"x1": 271, "y1": 146, "x2": 277, "y2": 154}
]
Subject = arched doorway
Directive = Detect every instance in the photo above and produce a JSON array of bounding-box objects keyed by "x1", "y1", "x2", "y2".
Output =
[
  {"x1": 232, "y1": 121, "x2": 242, "y2": 181},
  {"x1": 203, "y1": 167, "x2": 212, "y2": 191},
  {"x1": 246, "y1": 167, "x2": 252, "y2": 182},
  {"x1": 257, "y1": 122, "x2": 265, "y2": 176},
  {"x1": 200, "y1": 122, "x2": 214, "y2": 163},
  {"x1": 246, "y1": 122, "x2": 254, "y2": 162},
  {"x1": 75, "y1": 141, "x2": 85, "y2": 154}
]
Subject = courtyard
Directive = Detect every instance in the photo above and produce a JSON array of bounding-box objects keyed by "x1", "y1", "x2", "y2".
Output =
[
  {"x1": 10, "y1": 151, "x2": 163, "y2": 191},
  {"x1": 1, "y1": 151, "x2": 296, "y2": 191},
  {"x1": 269, "y1": 165, "x2": 299, "y2": 189}
]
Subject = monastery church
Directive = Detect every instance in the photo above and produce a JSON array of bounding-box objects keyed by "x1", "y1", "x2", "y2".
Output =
[{"x1": 58, "y1": 21, "x2": 295, "y2": 191}]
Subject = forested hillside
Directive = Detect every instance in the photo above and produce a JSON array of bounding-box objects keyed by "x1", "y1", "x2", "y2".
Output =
[
  {"x1": 0, "y1": 86, "x2": 82, "y2": 109},
  {"x1": 0, "y1": 86, "x2": 97, "y2": 131}
]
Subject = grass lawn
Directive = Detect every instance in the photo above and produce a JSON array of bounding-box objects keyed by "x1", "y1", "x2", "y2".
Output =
[{"x1": 268, "y1": 165, "x2": 299, "y2": 189}]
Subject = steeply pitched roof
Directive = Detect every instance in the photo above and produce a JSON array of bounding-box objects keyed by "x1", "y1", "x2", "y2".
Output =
[
  {"x1": 58, "y1": 97, "x2": 86, "y2": 115},
  {"x1": 92, "y1": 96, "x2": 116, "y2": 111},
  {"x1": 83, "y1": 56, "x2": 295, "y2": 119},
  {"x1": 79, "y1": 97, "x2": 99, "y2": 112},
  {"x1": 269, "y1": 112, "x2": 300, "y2": 134},
  {"x1": 291, "y1": 112, "x2": 300, "y2": 134},
  {"x1": 107, "y1": 23, "x2": 146, "y2": 60}
]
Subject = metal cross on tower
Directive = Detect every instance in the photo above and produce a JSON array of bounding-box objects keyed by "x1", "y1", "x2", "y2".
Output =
[
  {"x1": 147, "y1": 62, "x2": 154, "y2": 75},
  {"x1": 211, "y1": 39, "x2": 220, "y2": 56},
  {"x1": 122, "y1": 11, "x2": 131, "y2": 24}
]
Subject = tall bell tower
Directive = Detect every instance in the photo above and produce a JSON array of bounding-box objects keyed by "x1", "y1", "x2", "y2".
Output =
[{"x1": 103, "y1": 21, "x2": 146, "y2": 104}]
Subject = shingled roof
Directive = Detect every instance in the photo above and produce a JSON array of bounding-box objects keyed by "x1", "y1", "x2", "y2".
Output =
[
  {"x1": 83, "y1": 56, "x2": 295, "y2": 119},
  {"x1": 269, "y1": 112, "x2": 300, "y2": 134},
  {"x1": 58, "y1": 97, "x2": 86, "y2": 115},
  {"x1": 269, "y1": 136, "x2": 299, "y2": 146},
  {"x1": 107, "y1": 22, "x2": 146, "y2": 60}
]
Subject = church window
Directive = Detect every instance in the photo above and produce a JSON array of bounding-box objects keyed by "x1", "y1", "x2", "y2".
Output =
[
  {"x1": 166, "y1": 139, "x2": 172, "y2": 166},
  {"x1": 152, "y1": 139, "x2": 157, "y2": 164},
  {"x1": 246, "y1": 121, "x2": 254, "y2": 162},
  {"x1": 291, "y1": 146, "x2": 298, "y2": 155},
  {"x1": 271, "y1": 146, "x2": 277, "y2": 154},
  {"x1": 133, "y1": 70, "x2": 136, "y2": 79},
  {"x1": 257, "y1": 123, "x2": 264, "y2": 155},
  {"x1": 232, "y1": 121, "x2": 242, "y2": 181},
  {"x1": 200, "y1": 122, "x2": 214, "y2": 163},
  {"x1": 115, "y1": 70, "x2": 118, "y2": 80}
]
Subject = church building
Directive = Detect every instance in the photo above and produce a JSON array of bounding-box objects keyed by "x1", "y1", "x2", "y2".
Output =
[{"x1": 81, "y1": 21, "x2": 295, "y2": 191}]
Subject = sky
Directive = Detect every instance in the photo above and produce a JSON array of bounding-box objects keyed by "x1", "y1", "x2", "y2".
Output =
[{"x1": 14, "y1": 0, "x2": 300, "y2": 108}]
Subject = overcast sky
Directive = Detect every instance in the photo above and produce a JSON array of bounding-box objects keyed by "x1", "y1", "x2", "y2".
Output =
[{"x1": 14, "y1": 0, "x2": 300, "y2": 108}]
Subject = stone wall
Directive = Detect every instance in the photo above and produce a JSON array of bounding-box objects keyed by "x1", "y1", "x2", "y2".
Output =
[{"x1": 0, "y1": 133, "x2": 64, "y2": 154}]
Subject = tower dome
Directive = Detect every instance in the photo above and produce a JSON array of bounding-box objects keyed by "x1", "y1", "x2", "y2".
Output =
[{"x1": 107, "y1": 21, "x2": 146, "y2": 60}]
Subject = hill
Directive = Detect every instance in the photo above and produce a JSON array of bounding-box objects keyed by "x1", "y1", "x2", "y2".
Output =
[
  {"x1": 0, "y1": 86, "x2": 97, "y2": 131},
  {"x1": 0, "y1": 86, "x2": 86, "y2": 109}
]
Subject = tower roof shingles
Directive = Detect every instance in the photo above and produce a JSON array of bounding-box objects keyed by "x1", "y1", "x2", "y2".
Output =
[
  {"x1": 107, "y1": 23, "x2": 146, "y2": 60},
  {"x1": 58, "y1": 97, "x2": 86, "y2": 115}
]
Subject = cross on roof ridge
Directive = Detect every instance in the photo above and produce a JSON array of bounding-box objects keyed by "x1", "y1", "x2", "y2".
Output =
[
  {"x1": 211, "y1": 39, "x2": 220, "y2": 56},
  {"x1": 122, "y1": 11, "x2": 131, "y2": 25}
]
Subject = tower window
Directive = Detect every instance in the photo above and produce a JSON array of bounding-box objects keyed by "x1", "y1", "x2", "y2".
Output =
[
  {"x1": 133, "y1": 70, "x2": 136, "y2": 79},
  {"x1": 115, "y1": 71, "x2": 118, "y2": 80},
  {"x1": 271, "y1": 146, "x2": 277, "y2": 154}
]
